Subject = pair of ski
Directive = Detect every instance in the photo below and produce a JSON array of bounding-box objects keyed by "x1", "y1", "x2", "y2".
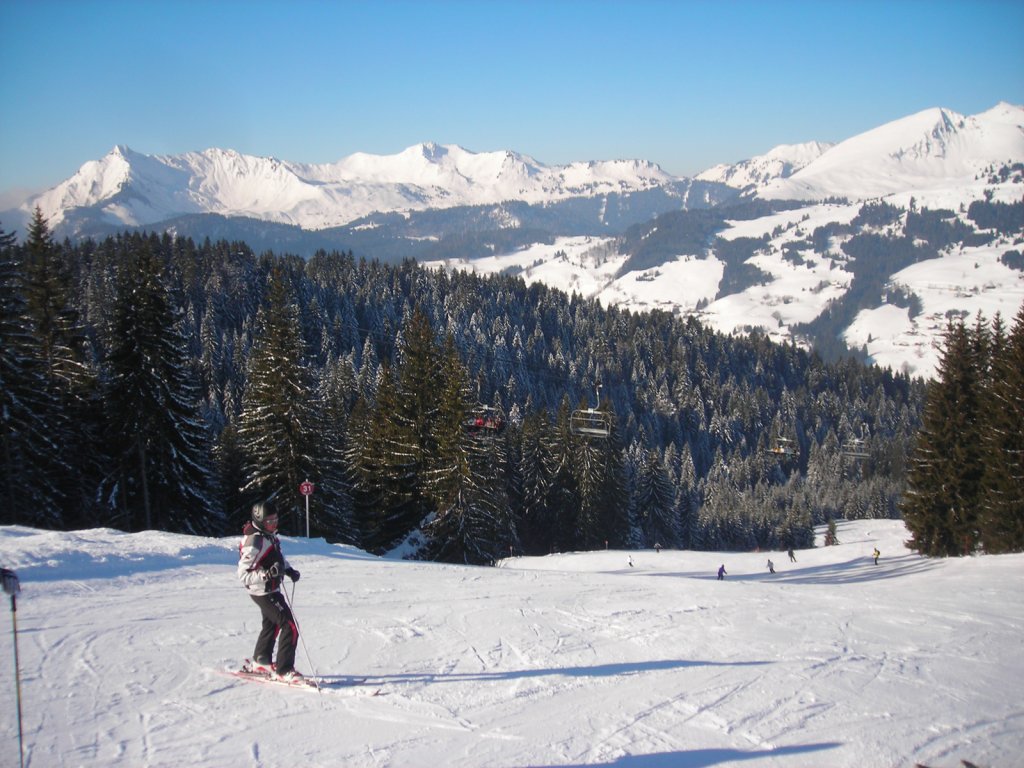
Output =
[{"x1": 223, "y1": 660, "x2": 381, "y2": 696}]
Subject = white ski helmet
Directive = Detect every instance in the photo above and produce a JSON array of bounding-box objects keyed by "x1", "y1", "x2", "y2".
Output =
[{"x1": 251, "y1": 502, "x2": 276, "y2": 527}]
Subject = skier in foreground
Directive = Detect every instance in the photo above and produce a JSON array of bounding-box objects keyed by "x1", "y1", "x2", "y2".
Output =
[{"x1": 238, "y1": 502, "x2": 302, "y2": 680}]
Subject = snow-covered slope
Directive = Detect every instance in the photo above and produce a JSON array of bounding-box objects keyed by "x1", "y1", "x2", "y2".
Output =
[
  {"x1": 761, "y1": 103, "x2": 1024, "y2": 201},
  {"x1": 695, "y1": 141, "x2": 833, "y2": 191},
  {"x1": 427, "y1": 103, "x2": 1024, "y2": 378},
  {"x1": 1, "y1": 519, "x2": 1020, "y2": 767},
  {"x1": 24, "y1": 142, "x2": 681, "y2": 230}
]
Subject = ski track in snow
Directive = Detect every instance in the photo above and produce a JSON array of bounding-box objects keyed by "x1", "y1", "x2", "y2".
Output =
[{"x1": 1, "y1": 519, "x2": 1022, "y2": 767}]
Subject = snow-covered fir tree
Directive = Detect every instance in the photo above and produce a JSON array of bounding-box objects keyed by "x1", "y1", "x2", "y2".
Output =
[
  {"x1": 237, "y1": 265, "x2": 319, "y2": 535},
  {"x1": 101, "y1": 236, "x2": 219, "y2": 534}
]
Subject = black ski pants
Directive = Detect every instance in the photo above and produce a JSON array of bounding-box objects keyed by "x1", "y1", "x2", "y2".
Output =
[{"x1": 250, "y1": 591, "x2": 298, "y2": 674}]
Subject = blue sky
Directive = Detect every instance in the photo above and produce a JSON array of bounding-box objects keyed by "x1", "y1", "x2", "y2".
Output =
[{"x1": 1, "y1": 0, "x2": 1022, "y2": 200}]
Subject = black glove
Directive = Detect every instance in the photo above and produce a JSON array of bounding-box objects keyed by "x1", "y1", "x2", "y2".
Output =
[
  {"x1": 264, "y1": 562, "x2": 280, "y2": 581},
  {"x1": 285, "y1": 567, "x2": 300, "y2": 582}
]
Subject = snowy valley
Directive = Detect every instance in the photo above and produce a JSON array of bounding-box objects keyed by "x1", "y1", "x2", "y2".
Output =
[{"x1": 1, "y1": 519, "x2": 1020, "y2": 768}]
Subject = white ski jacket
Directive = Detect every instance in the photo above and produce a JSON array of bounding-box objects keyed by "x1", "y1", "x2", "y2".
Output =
[{"x1": 237, "y1": 522, "x2": 291, "y2": 596}]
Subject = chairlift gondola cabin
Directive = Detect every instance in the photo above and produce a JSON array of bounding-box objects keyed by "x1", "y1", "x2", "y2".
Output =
[
  {"x1": 841, "y1": 438, "x2": 870, "y2": 460},
  {"x1": 768, "y1": 436, "x2": 796, "y2": 457},
  {"x1": 465, "y1": 405, "x2": 506, "y2": 437},
  {"x1": 570, "y1": 407, "x2": 612, "y2": 439},
  {"x1": 570, "y1": 382, "x2": 612, "y2": 439}
]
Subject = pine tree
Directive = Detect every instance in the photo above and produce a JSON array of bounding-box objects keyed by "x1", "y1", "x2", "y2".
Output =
[
  {"x1": 237, "y1": 266, "x2": 319, "y2": 535},
  {"x1": 0, "y1": 223, "x2": 64, "y2": 526},
  {"x1": 548, "y1": 396, "x2": 581, "y2": 551},
  {"x1": 635, "y1": 449, "x2": 680, "y2": 548},
  {"x1": 979, "y1": 304, "x2": 1024, "y2": 552},
  {"x1": 23, "y1": 208, "x2": 84, "y2": 387},
  {"x1": 424, "y1": 338, "x2": 516, "y2": 563},
  {"x1": 345, "y1": 392, "x2": 383, "y2": 547},
  {"x1": 424, "y1": 336, "x2": 472, "y2": 513},
  {"x1": 311, "y1": 354, "x2": 359, "y2": 543},
  {"x1": 902, "y1": 320, "x2": 983, "y2": 555},
  {"x1": 516, "y1": 407, "x2": 555, "y2": 554},
  {"x1": 213, "y1": 418, "x2": 247, "y2": 528},
  {"x1": 102, "y1": 237, "x2": 218, "y2": 533},
  {"x1": 352, "y1": 366, "x2": 418, "y2": 552},
  {"x1": 353, "y1": 308, "x2": 449, "y2": 552},
  {"x1": 574, "y1": 399, "x2": 629, "y2": 550},
  {"x1": 25, "y1": 209, "x2": 106, "y2": 526}
]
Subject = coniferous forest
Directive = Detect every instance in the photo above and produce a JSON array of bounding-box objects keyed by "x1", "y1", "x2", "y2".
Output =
[
  {"x1": 902, "y1": 310, "x2": 1024, "y2": 556},
  {"x1": 2, "y1": 211, "x2": 934, "y2": 563}
]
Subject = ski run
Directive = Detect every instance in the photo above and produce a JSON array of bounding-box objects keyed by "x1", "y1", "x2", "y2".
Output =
[{"x1": 1, "y1": 519, "x2": 1021, "y2": 767}]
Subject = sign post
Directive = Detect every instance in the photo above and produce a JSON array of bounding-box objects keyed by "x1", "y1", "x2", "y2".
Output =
[
  {"x1": 2, "y1": 568, "x2": 23, "y2": 768},
  {"x1": 299, "y1": 480, "x2": 315, "y2": 538}
]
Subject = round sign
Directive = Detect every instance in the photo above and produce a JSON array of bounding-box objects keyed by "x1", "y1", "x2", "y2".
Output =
[{"x1": 299, "y1": 481, "x2": 315, "y2": 496}]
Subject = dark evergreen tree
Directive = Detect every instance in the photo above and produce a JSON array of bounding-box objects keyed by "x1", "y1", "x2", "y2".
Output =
[
  {"x1": 424, "y1": 336, "x2": 472, "y2": 513},
  {"x1": 515, "y1": 406, "x2": 556, "y2": 554},
  {"x1": 237, "y1": 266, "x2": 319, "y2": 536},
  {"x1": 574, "y1": 400, "x2": 629, "y2": 550},
  {"x1": 23, "y1": 208, "x2": 105, "y2": 526},
  {"x1": 23, "y1": 208, "x2": 84, "y2": 387},
  {"x1": 901, "y1": 320, "x2": 983, "y2": 555},
  {"x1": 312, "y1": 353, "x2": 360, "y2": 544},
  {"x1": 345, "y1": 392, "x2": 385, "y2": 548},
  {"x1": 424, "y1": 337, "x2": 516, "y2": 563},
  {"x1": 635, "y1": 449, "x2": 680, "y2": 548},
  {"x1": 548, "y1": 396, "x2": 581, "y2": 551},
  {"x1": 979, "y1": 304, "x2": 1024, "y2": 552},
  {"x1": 101, "y1": 237, "x2": 218, "y2": 533},
  {"x1": 353, "y1": 308, "x2": 449, "y2": 552},
  {"x1": 675, "y1": 445, "x2": 700, "y2": 549},
  {"x1": 0, "y1": 223, "x2": 64, "y2": 526},
  {"x1": 351, "y1": 366, "x2": 418, "y2": 552},
  {"x1": 213, "y1": 418, "x2": 247, "y2": 528}
]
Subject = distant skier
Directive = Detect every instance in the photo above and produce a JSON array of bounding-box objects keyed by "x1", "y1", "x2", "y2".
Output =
[
  {"x1": 717, "y1": 564, "x2": 727, "y2": 581},
  {"x1": 238, "y1": 502, "x2": 302, "y2": 681},
  {"x1": 767, "y1": 559, "x2": 775, "y2": 574},
  {"x1": 628, "y1": 555, "x2": 634, "y2": 568},
  {"x1": 873, "y1": 547, "x2": 880, "y2": 565},
  {"x1": 787, "y1": 548, "x2": 796, "y2": 563}
]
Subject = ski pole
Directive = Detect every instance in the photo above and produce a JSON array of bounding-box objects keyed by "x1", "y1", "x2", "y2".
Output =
[
  {"x1": 2, "y1": 568, "x2": 24, "y2": 768},
  {"x1": 282, "y1": 581, "x2": 320, "y2": 692}
]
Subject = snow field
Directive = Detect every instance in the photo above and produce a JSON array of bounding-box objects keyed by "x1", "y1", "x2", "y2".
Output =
[{"x1": 0, "y1": 519, "x2": 1021, "y2": 767}]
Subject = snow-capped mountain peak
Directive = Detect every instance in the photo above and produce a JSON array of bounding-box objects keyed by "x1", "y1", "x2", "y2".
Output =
[
  {"x1": 695, "y1": 140, "x2": 833, "y2": 190},
  {"x1": 761, "y1": 103, "x2": 1024, "y2": 200},
  {"x1": 22, "y1": 142, "x2": 685, "y2": 231}
]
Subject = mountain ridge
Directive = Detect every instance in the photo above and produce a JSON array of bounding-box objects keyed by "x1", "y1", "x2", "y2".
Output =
[
  {"x1": 19, "y1": 141, "x2": 690, "y2": 232},
  {"x1": 9, "y1": 102, "x2": 1021, "y2": 235},
  {"x1": 4, "y1": 102, "x2": 1022, "y2": 378},
  {"x1": 760, "y1": 103, "x2": 1024, "y2": 200}
]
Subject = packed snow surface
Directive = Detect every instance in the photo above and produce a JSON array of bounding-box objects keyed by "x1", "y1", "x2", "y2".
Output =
[{"x1": 1, "y1": 519, "x2": 1021, "y2": 768}]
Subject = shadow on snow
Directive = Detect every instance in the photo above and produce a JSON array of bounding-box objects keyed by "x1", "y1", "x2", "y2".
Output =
[
  {"x1": 333, "y1": 657, "x2": 772, "y2": 688},
  {"x1": 524, "y1": 742, "x2": 843, "y2": 767}
]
